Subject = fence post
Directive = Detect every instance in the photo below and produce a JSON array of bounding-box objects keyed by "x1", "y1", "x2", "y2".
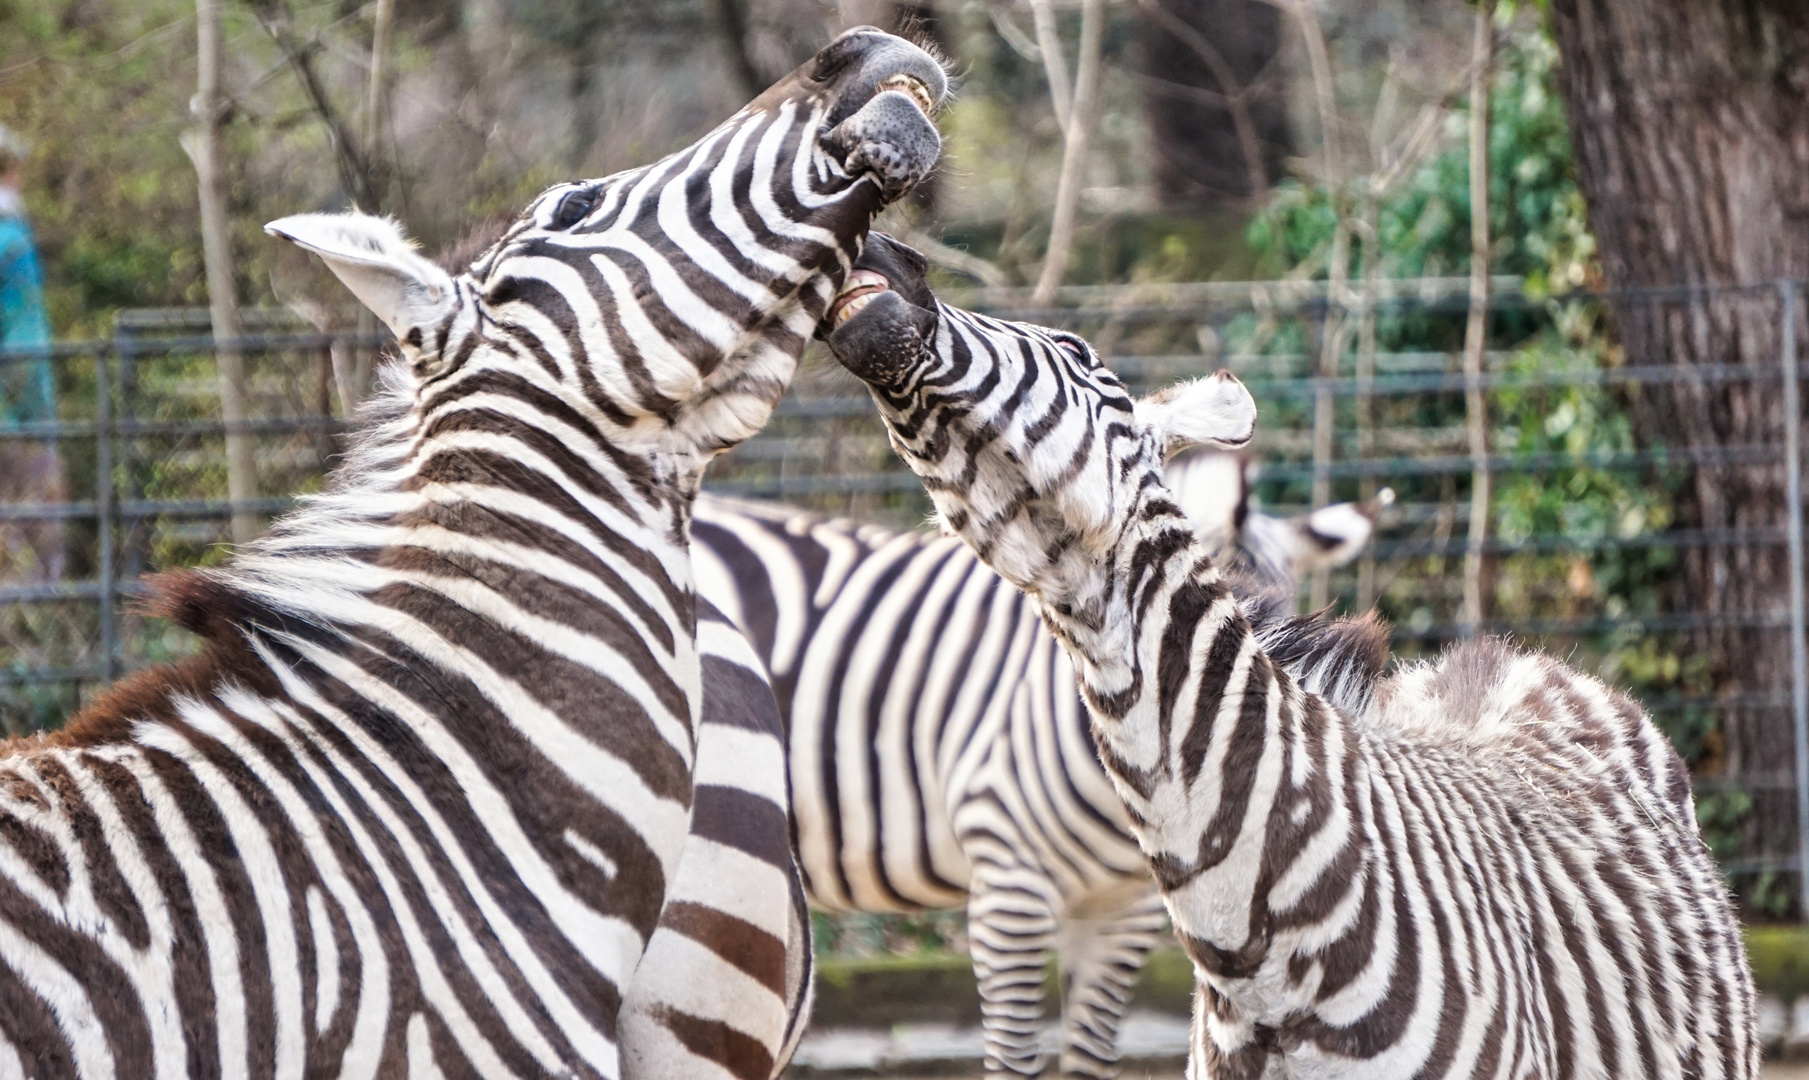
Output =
[
  {"x1": 94, "y1": 346, "x2": 115, "y2": 685},
  {"x1": 1782, "y1": 279, "x2": 1809, "y2": 917}
]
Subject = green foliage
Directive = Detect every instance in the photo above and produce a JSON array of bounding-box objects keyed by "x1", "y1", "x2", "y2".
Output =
[
  {"x1": 1246, "y1": 23, "x2": 1593, "y2": 291},
  {"x1": 811, "y1": 909, "x2": 968, "y2": 959},
  {"x1": 1229, "y1": 18, "x2": 1718, "y2": 818}
]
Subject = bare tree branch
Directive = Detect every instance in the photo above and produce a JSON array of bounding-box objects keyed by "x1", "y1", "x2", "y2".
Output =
[
  {"x1": 363, "y1": 0, "x2": 395, "y2": 210},
  {"x1": 1135, "y1": 0, "x2": 1267, "y2": 201},
  {"x1": 900, "y1": 230, "x2": 1011, "y2": 289},
  {"x1": 245, "y1": 0, "x2": 377, "y2": 212},
  {"x1": 1027, "y1": 0, "x2": 1073, "y2": 134},
  {"x1": 1033, "y1": 0, "x2": 1103, "y2": 304}
]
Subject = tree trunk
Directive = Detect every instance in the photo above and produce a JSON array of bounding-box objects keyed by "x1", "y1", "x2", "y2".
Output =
[
  {"x1": 1549, "y1": 0, "x2": 1809, "y2": 898},
  {"x1": 1032, "y1": 0, "x2": 1104, "y2": 304},
  {"x1": 189, "y1": 0, "x2": 258, "y2": 546},
  {"x1": 1460, "y1": 2, "x2": 1493, "y2": 634}
]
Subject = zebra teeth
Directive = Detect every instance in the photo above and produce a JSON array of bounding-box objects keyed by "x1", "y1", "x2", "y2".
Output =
[
  {"x1": 879, "y1": 74, "x2": 936, "y2": 117},
  {"x1": 830, "y1": 269, "x2": 893, "y2": 327},
  {"x1": 833, "y1": 292, "x2": 879, "y2": 327}
]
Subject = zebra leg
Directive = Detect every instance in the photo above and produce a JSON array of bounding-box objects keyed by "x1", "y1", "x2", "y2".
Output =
[
  {"x1": 1055, "y1": 885, "x2": 1167, "y2": 1079},
  {"x1": 1187, "y1": 982, "x2": 1274, "y2": 1080},
  {"x1": 967, "y1": 873, "x2": 1059, "y2": 1077},
  {"x1": 619, "y1": 609, "x2": 805, "y2": 1080}
]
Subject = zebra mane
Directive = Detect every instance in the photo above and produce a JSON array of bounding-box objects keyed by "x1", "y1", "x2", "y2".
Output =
[{"x1": 1229, "y1": 573, "x2": 1391, "y2": 719}]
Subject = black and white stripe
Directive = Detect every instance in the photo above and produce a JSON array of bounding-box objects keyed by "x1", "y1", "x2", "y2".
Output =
[
  {"x1": 689, "y1": 458, "x2": 1384, "y2": 1078},
  {"x1": 821, "y1": 232, "x2": 1758, "y2": 1080},
  {"x1": 0, "y1": 36, "x2": 944, "y2": 1079},
  {"x1": 620, "y1": 599, "x2": 814, "y2": 1080}
]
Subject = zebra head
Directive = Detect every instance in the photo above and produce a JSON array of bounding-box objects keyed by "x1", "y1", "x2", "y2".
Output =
[
  {"x1": 825, "y1": 232, "x2": 1257, "y2": 620},
  {"x1": 266, "y1": 28, "x2": 946, "y2": 493}
]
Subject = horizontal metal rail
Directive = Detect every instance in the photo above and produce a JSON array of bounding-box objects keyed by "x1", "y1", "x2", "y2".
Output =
[
  {"x1": 0, "y1": 416, "x2": 348, "y2": 441},
  {"x1": 0, "y1": 496, "x2": 299, "y2": 524},
  {"x1": 1396, "y1": 611, "x2": 1791, "y2": 642}
]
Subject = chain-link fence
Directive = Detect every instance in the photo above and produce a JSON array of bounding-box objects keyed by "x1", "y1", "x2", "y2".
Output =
[{"x1": 3, "y1": 280, "x2": 1807, "y2": 914}]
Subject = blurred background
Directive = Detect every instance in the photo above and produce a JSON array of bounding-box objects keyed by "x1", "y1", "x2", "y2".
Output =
[{"x1": 2, "y1": 0, "x2": 1809, "y2": 1062}]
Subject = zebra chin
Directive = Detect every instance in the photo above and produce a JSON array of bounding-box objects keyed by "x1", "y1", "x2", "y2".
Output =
[
  {"x1": 823, "y1": 232, "x2": 940, "y2": 385},
  {"x1": 825, "y1": 289, "x2": 939, "y2": 388}
]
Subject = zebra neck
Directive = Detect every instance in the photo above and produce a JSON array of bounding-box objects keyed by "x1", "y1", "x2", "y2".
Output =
[
  {"x1": 221, "y1": 362, "x2": 702, "y2": 650},
  {"x1": 1054, "y1": 527, "x2": 1363, "y2": 924}
]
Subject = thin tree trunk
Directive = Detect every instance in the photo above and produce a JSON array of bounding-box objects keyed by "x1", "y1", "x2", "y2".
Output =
[
  {"x1": 1028, "y1": 0, "x2": 1073, "y2": 135},
  {"x1": 1356, "y1": 185, "x2": 1380, "y2": 609},
  {"x1": 1278, "y1": 0, "x2": 1344, "y2": 610},
  {"x1": 1308, "y1": 211, "x2": 1348, "y2": 611},
  {"x1": 1032, "y1": 0, "x2": 1104, "y2": 304},
  {"x1": 364, "y1": 0, "x2": 395, "y2": 209},
  {"x1": 1550, "y1": 0, "x2": 1809, "y2": 890},
  {"x1": 189, "y1": 0, "x2": 257, "y2": 545},
  {"x1": 1460, "y1": 1, "x2": 1494, "y2": 634}
]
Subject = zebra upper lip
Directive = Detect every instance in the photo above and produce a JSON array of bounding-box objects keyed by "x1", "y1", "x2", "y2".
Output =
[
  {"x1": 830, "y1": 269, "x2": 893, "y2": 327},
  {"x1": 878, "y1": 74, "x2": 936, "y2": 118}
]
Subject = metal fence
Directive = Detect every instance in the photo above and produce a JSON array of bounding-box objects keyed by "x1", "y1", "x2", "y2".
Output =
[{"x1": 2, "y1": 280, "x2": 1807, "y2": 911}]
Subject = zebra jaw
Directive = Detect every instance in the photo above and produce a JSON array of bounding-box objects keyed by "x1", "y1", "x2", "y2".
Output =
[{"x1": 830, "y1": 270, "x2": 892, "y2": 327}]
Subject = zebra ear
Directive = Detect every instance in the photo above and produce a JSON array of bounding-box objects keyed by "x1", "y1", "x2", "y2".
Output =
[
  {"x1": 264, "y1": 213, "x2": 456, "y2": 343},
  {"x1": 1137, "y1": 370, "x2": 1258, "y2": 458}
]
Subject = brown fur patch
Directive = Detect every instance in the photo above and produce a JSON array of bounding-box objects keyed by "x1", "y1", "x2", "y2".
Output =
[
  {"x1": 33, "y1": 570, "x2": 280, "y2": 751},
  {"x1": 1419, "y1": 637, "x2": 1520, "y2": 718}
]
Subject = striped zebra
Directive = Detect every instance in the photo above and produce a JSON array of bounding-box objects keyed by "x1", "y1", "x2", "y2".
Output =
[
  {"x1": 819, "y1": 231, "x2": 1758, "y2": 1080},
  {"x1": 689, "y1": 467, "x2": 1386, "y2": 1078},
  {"x1": 620, "y1": 598, "x2": 814, "y2": 1080},
  {"x1": 0, "y1": 34, "x2": 944, "y2": 1078}
]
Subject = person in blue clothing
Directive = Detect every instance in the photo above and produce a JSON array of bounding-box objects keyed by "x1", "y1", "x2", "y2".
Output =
[
  {"x1": 0, "y1": 124, "x2": 62, "y2": 582},
  {"x1": 0, "y1": 127, "x2": 50, "y2": 424}
]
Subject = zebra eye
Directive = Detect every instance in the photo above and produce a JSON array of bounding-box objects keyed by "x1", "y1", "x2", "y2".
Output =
[{"x1": 552, "y1": 189, "x2": 597, "y2": 230}]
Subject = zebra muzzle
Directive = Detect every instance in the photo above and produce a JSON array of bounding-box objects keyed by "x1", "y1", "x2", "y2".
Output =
[
  {"x1": 826, "y1": 289, "x2": 939, "y2": 388},
  {"x1": 824, "y1": 89, "x2": 943, "y2": 204}
]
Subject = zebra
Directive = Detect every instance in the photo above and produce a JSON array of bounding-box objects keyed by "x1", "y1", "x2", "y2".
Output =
[
  {"x1": 818, "y1": 231, "x2": 1758, "y2": 1080},
  {"x1": 0, "y1": 33, "x2": 945, "y2": 1078},
  {"x1": 689, "y1": 469, "x2": 1387, "y2": 1078},
  {"x1": 620, "y1": 598, "x2": 814, "y2": 1080}
]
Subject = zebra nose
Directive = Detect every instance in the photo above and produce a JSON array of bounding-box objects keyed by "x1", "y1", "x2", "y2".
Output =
[
  {"x1": 823, "y1": 90, "x2": 942, "y2": 203},
  {"x1": 818, "y1": 29, "x2": 949, "y2": 129}
]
